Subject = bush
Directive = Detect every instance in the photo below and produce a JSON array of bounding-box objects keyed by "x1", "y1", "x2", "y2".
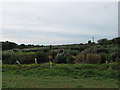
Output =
[
  {"x1": 100, "y1": 53, "x2": 115, "y2": 63},
  {"x1": 54, "y1": 53, "x2": 66, "y2": 64},
  {"x1": 66, "y1": 55, "x2": 74, "y2": 64},
  {"x1": 36, "y1": 51, "x2": 49, "y2": 64},
  {"x1": 96, "y1": 46, "x2": 108, "y2": 53},
  {"x1": 2, "y1": 52, "x2": 39, "y2": 64},
  {"x1": 82, "y1": 47, "x2": 97, "y2": 54},
  {"x1": 75, "y1": 53, "x2": 85, "y2": 63},
  {"x1": 19, "y1": 52, "x2": 36, "y2": 64},
  {"x1": 85, "y1": 53, "x2": 101, "y2": 64},
  {"x1": 109, "y1": 52, "x2": 118, "y2": 61},
  {"x1": 2, "y1": 52, "x2": 11, "y2": 64},
  {"x1": 68, "y1": 50, "x2": 78, "y2": 56},
  {"x1": 54, "y1": 52, "x2": 74, "y2": 64},
  {"x1": 100, "y1": 53, "x2": 108, "y2": 63},
  {"x1": 98, "y1": 38, "x2": 112, "y2": 45},
  {"x1": 48, "y1": 50, "x2": 58, "y2": 60},
  {"x1": 112, "y1": 37, "x2": 120, "y2": 45},
  {"x1": 2, "y1": 52, "x2": 20, "y2": 64}
]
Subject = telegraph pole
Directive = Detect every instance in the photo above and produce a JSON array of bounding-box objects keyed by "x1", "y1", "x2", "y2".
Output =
[{"x1": 92, "y1": 37, "x2": 94, "y2": 43}]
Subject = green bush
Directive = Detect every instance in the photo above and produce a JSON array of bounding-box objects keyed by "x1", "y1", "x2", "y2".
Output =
[
  {"x1": 96, "y1": 46, "x2": 108, "y2": 53},
  {"x1": 100, "y1": 53, "x2": 113, "y2": 63},
  {"x1": 19, "y1": 52, "x2": 36, "y2": 64},
  {"x1": 48, "y1": 50, "x2": 58, "y2": 60},
  {"x1": 2, "y1": 52, "x2": 20, "y2": 64},
  {"x1": 66, "y1": 55, "x2": 74, "y2": 64},
  {"x1": 75, "y1": 53, "x2": 85, "y2": 63},
  {"x1": 54, "y1": 53, "x2": 66, "y2": 64},
  {"x1": 68, "y1": 50, "x2": 78, "y2": 56},
  {"x1": 54, "y1": 52, "x2": 74, "y2": 64},
  {"x1": 98, "y1": 38, "x2": 112, "y2": 45},
  {"x1": 36, "y1": 51, "x2": 49, "y2": 64},
  {"x1": 2, "y1": 52, "x2": 38, "y2": 64},
  {"x1": 82, "y1": 47, "x2": 97, "y2": 54},
  {"x1": 2, "y1": 52, "x2": 11, "y2": 64}
]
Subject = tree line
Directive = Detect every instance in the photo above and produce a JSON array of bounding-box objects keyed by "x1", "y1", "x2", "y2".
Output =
[
  {"x1": 2, "y1": 37, "x2": 120, "y2": 64},
  {"x1": 1, "y1": 37, "x2": 120, "y2": 51}
]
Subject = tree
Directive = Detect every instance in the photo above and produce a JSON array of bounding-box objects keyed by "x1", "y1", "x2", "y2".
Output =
[
  {"x1": 88, "y1": 40, "x2": 92, "y2": 44},
  {"x1": 97, "y1": 38, "x2": 111, "y2": 45},
  {"x1": 18, "y1": 44, "x2": 27, "y2": 49},
  {"x1": 2, "y1": 41, "x2": 18, "y2": 50},
  {"x1": 112, "y1": 37, "x2": 120, "y2": 45}
]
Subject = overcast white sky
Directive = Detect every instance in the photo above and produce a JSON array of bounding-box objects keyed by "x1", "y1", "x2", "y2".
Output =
[{"x1": 0, "y1": 2, "x2": 118, "y2": 45}]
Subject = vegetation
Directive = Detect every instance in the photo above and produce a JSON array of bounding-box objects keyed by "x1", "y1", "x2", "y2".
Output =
[
  {"x1": 2, "y1": 63, "x2": 119, "y2": 88},
  {"x1": 2, "y1": 37, "x2": 120, "y2": 64},
  {"x1": 3, "y1": 74, "x2": 118, "y2": 88},
  {"x1": 3, "y1": 62, "x2": 119, "y2": 78},
  {"x1": 1, "y1": 37, "x2": 120, "y2": 88}
]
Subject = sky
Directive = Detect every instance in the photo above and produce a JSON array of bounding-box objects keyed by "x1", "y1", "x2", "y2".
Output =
[{"x1": 0, "y1": 2, "x2": 118, "y2": 45}]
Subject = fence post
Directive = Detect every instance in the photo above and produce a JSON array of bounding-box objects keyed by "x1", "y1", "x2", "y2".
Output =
[
  {"x1": 16, "y1": 61, "x2": 21, "y2": 65},
  {"x1": 35, "y1": 58, "x2": 37, "y2": 64},
  {"x1": 50, "y1": 61, "x2": 52, "y2": 69}
]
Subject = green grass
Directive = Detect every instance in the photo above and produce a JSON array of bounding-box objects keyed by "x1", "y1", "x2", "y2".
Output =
[
  {"x1": 2, "y1": 73, "x2": 118, "y2": 88},
  {"x1": 2, "y1": 63, "x2": 119, "y2": 88},
  {"x1": 2, "y1": 63, "x2": 119, "y2": 78}
]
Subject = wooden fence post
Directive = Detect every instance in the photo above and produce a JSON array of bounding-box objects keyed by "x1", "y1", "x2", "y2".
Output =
[
  {"x1": 16, "y1": 61, "x2": 21, "y2": 65},
  {"x1": 35, "y1": 58, "x2": 37, "y2": 64}
]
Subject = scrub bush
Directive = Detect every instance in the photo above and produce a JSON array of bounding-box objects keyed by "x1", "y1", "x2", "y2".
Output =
[
  {"x1": 75, "y1": 53, "x2": 85, "y2": 63},
  {"x1": 2, "y1": 52, "x2": 20, "y2": 64},
  {"x1": 85, "y1": 53, "x2": 101, "y2": 64}
]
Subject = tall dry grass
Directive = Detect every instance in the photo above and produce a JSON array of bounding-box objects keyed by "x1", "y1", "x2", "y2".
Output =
[{"x1": 85, "y1": 53, "x2": 101, "y2": 64}]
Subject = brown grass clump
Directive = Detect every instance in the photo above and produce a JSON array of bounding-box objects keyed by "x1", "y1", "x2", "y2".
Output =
[{"x1": 85, "y1": 53, "x2": 101, "y2": 64}]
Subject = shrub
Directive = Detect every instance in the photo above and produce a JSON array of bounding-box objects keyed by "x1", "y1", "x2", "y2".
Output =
[
  {"x1": 96, "y1": 46, "x2": 108, "y2": 53},
  {"x1": 100, "y1": 53, "x2": 108, "y2": 63},
  {"x1": 54, "y1": 53, "x2": 66, "y2": 64},
  {"x1": 43, "y1": 48, "x2": 50, "y2": 53},
  {"x1": 19, "y1": 52, "x2": 36, "y2": 64},
  {"x1": 98, "y1": 38, "x2": 112, "y2": 45},
  {"x1": 48, "y1": 50, "x2": 58, "y2": 60},
  {"x1": 66, "y1": 55, "x2": 75, "y2": 64},
  {"x1": 111, "y1": 37, "x2": 120, "y2": 45},
  {"x1": 82, "y1": 47, "x2": 97, "y2": 54},
  {"x1": 85, "y1": 53, "x2": 101, "y2": 64},
  {"x1": 75, "y1": 53, "x2": 85, "y2": 63},
  {"x1": 2, "y1": 52, "x2": 11, "y2": 64},
  {"x1": 2, "y1": 52, "x2": 20, "y2": 64},
  {"x1": 109, "y1": 52, "x2": 118, "y2": 61},
  {"x1": 53, "y1": 52, "x2": 74, "y2": 64},
  {"x1": 68, "y1": 50, "x2": 78, "y2": 56},
  {"x1": 100, "y1": 53, "x2": 112, "y2": 63},
  {"x1": 36, "y1": 51, "x2": 49, "y2": 64}
]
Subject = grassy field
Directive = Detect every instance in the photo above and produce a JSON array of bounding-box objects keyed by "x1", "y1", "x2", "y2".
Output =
[
  {"x1": 2, "y1": 63, "x2": 119, "y2": 88},
  {"x1": 3, "y1": 74, "x2": 118, "y2": 88}
]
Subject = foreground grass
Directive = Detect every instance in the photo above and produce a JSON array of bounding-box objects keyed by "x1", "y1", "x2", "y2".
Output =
[
  {"x1": 3, "y1": 74, "x2": 118, "y2": 88},
  {"x1": 2, "y1": 63, "x2": 119, "y2": 88}
]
